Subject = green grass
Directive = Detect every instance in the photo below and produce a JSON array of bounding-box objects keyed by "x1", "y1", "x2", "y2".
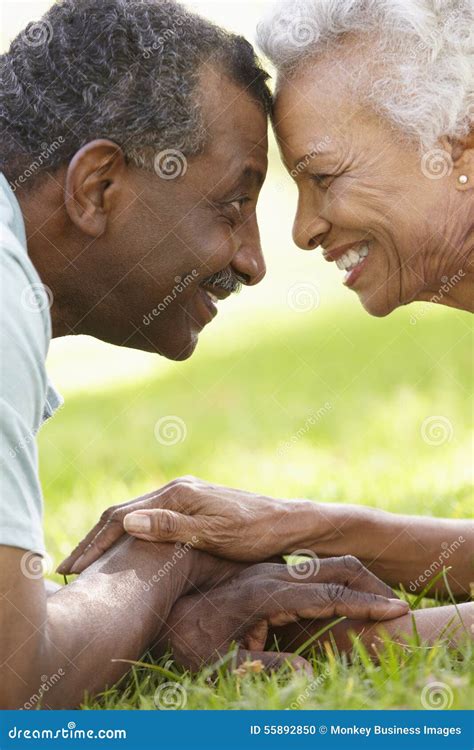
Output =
[{"x1": 39, "y1": 301, "x2": 473, "y2": 709}]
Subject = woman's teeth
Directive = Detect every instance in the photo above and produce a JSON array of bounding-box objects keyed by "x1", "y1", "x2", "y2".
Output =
[{"x1": 336, "y1": 244, "x2": 369, "y2": 273}]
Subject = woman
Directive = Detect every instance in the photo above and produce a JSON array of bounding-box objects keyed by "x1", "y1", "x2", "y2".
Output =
[{"x1": 60, "y1": 0, "x2": 473, "y2": 667}]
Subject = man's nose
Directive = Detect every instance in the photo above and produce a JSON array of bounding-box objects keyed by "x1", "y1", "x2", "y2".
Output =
[
  {"x1": 292, "y1": 194, "x2": 331, "y2": 251},
  {"x1": 231, "y1": 221, "x2": 266, "y2": 286}
]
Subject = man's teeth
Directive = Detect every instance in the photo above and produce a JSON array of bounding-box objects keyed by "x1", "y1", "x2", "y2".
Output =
[
  {"x1": 207, "y1": 291, "x2": 219, "y2": 304},
  {"x1": 336, "y1": 244, "x2": 369, "y2": 272}
]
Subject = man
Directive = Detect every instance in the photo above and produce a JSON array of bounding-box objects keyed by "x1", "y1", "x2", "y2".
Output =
[{"x1": 0, "y1": 0, "x2": 406, "y2": 709}]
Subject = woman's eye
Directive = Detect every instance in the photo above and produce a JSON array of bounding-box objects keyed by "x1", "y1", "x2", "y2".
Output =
[{"x1": 310, "y1": 173, "x2": 334, "y2": 188}]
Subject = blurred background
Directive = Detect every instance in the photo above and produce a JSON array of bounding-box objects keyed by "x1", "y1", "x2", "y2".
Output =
[{"x1": 1, "y1": 1, "x2": 472, "y2": 570}]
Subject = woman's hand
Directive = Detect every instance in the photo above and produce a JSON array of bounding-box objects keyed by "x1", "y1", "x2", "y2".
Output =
[
  {"x1": 160, "y1": 557, "x2": 409, "y2": 673},
  {"x1": 58, "y1": 476, "x2": 314, "y2": 574}
]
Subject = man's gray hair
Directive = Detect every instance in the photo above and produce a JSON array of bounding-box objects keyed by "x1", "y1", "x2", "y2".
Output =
[
  {"x1": 257, "y1": 0, "x2": 473, "y2": 149},
  {"x1": 1, "y1": 0, "x2": 271, "y2": 186}
]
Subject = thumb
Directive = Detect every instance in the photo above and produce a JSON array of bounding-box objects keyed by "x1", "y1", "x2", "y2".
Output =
[{"x1": 123, "y1": 508, "x2": 202, "y2": 544}]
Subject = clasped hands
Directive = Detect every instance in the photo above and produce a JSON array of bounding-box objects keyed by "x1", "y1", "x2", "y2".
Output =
[{"x1": 58, "y1": 477, "x2": 409, "y2": 673}]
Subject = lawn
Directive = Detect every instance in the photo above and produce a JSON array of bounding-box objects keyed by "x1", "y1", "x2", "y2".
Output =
[{"x1": 39, "y1": 301, "x2": 473, "y2": 709}]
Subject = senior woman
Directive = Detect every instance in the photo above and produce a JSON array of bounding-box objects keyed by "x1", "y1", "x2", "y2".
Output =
[{"x1": 61, "y1": 0, "x2": 473, "y2": 665}]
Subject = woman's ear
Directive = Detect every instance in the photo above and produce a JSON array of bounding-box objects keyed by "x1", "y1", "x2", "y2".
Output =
[
  {"x1": 450, "y1": 132, "x2": 474, "y2": 192},
  {"x1": 64, "y1": 140, "x2": 127, "y2": 236}
]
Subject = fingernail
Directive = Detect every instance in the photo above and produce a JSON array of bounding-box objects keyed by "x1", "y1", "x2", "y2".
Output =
[
  {"x1": 70, "y1": 557, "x2": 83, "y2": 574},
  {"x1": 390, "y1": 598, "x2": 409, "y2": 608},
  {"x1": 124, "y1": 513, "x2": 151, "y2": 534}
]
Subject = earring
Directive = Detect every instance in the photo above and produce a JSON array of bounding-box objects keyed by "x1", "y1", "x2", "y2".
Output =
[{"x1": 458, "y1": 174, "x2": 468, "y2": 184}]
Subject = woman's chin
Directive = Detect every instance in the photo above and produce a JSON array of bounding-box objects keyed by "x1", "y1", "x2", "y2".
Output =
[{"x1": 357, "y1": 287, "x2": 398, "y2": 317}]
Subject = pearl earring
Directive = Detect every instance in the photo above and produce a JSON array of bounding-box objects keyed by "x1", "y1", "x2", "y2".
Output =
[{"x1": 458, "y1": 174, "x2": 468, "y2": 184}]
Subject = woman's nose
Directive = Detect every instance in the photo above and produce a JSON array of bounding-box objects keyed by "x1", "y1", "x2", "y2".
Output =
[{"x1": 292, "y1": 197, "x2": 331, "y2": 251}]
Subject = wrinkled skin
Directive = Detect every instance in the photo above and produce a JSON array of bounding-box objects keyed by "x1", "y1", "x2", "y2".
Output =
[{"x1": 158, "y1": 558, "x2": 406, "y2": 673}]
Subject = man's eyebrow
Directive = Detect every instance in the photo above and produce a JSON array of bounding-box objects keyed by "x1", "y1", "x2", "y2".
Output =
[{"x1": 234, "y1": 166, "x2": 265, "y2": 188}]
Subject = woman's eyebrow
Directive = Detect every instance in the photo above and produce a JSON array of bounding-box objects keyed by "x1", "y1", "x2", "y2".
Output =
[{"x1": 293, "y1": 149, "x2": 330, "y2": 170}]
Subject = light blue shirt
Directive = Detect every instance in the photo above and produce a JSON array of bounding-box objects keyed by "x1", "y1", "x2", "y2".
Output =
[{"x1": 0, "y1": 174, "x2": 62, "y2": 555}]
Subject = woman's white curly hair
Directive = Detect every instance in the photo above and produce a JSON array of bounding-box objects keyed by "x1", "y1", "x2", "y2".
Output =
[{"x1": 257, "y1": 0, "x2": 474, "y2": 149}]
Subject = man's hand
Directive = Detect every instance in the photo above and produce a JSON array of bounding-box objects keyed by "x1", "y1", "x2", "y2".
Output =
[
  {"x1": 58, "y1": 476, "x2": 313, "y2": 574},
  {"x1": 159, "y1": 557, "x2": 409, "y2": 673}
]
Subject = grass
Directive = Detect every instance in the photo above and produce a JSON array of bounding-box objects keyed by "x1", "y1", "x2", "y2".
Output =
[{"x1": 39, "y1": 301, "x2": 473, "y2": 709}]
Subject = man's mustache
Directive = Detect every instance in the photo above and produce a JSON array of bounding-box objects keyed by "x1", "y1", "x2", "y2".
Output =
[{"x1": 201, "y1": 268, "x2": 243, "y2": 294}]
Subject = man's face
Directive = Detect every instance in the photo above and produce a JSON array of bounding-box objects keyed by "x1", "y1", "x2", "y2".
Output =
[{"x1": 73, "y1": 70, "x2": 268, "y2": 359}]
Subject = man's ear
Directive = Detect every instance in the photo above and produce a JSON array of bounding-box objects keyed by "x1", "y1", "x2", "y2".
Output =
[
  {"x1": 450, "y1": 131, "x2": 474, "y2": 192},
  {"x1": 64, "y1": 140, "x2": 127, "y2": 237}
]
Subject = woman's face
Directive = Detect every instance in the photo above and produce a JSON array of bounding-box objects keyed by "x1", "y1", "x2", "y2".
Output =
[{"x1": 273, "y1": 58, "x2": 467, "y2": 316}]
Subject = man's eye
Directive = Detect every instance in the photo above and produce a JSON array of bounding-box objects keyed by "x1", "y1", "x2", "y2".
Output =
[{"x1": 228, "y1": 197, "x2": 249, "y2": 215}]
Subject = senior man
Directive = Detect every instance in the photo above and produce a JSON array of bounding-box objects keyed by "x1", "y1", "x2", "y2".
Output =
[{"x1": 0, "y1": 0, "x2": 408, "y2": 709}]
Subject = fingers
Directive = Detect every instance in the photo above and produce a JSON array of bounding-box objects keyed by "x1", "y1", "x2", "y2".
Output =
[
  {"x1": 56, "y1": 488, "x2": 164, "y2": 574},
  {"x1": 231, "y1": 557, "x2": 396, "y2": 599},
  {"x1": 58, "y1": 519, "x2": 126, "y2": 574},
  {"x1": 122, "y1": 509, "x2": 203, "y2": 546},
  {"x1": 257, "y1": 582, "x2": 409, "y2": 624}
]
